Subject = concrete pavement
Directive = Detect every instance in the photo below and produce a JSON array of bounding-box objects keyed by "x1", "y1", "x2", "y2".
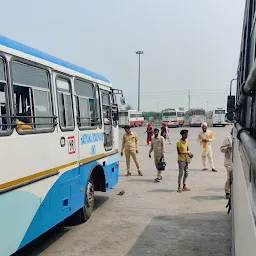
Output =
[{"x1": 14, "y1": 126, "x2": 232, "y2": 256}]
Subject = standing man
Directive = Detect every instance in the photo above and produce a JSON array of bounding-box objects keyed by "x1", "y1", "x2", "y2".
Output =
[
  {"x1": 220, "y1": 129, "x2": 233, "y2": 199},
  {"x1": 197, "y1": 122, "x2": 217, "y2": 172},
  {"x1": 176, "y1": 129, "x2": 193, "y2": 192},
  {"x1": 121, "y1": 125, "x2": 143, "y2": 176},
  {"x1": 149, "y1": 128, "x2": 165, "y2": 182}
]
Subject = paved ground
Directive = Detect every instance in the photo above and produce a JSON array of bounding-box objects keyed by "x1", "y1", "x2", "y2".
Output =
[{"x1": 14, "y1": 126, "x2": 232, "y2": 256}]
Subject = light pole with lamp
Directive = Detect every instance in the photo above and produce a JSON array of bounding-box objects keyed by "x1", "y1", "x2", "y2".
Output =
[{"x1": 136, "y1": 51, "x2": 144, "y2": 111}]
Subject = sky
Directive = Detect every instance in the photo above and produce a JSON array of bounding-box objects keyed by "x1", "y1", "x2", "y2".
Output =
[{"x1": 0, "y1": 0, "x2": 245, "y2": 111}]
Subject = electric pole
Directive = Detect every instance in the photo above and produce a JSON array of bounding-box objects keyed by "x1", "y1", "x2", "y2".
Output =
[{"x1": 136, "y1": 51, "x2": 144, "y2": 111}]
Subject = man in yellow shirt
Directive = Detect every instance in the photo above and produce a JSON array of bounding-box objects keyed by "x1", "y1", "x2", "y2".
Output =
[
  {"x1": 121, "y1": 125, "x2": 142, "y2": 176},
  {"x1": 197, "y1": 122, "x2": 217, "y2": 172},
  {"x1": 176, "y1": 129, "x2": 193, "y2": 192}
]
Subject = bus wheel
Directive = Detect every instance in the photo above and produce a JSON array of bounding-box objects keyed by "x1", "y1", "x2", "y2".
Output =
[{"x1": 81, "y1": 176, "x2": 95, "y2": 222}]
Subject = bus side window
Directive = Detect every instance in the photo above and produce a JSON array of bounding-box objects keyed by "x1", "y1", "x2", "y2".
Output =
[
  {"x1": 75, "y1": 79, "x2": 98, "y2": 129},
  {"x1": 12, "y1": 61, "x2": 53, "y2": 132},
  {"x1": 56, "y1": 77, "x2": 74, "y2": 131},
  {"x1": 0, "y1": 58, "x2": 8, "y2": 132},
  {"x1": 95, "y1": 85, "x2": 102, "y2": 129},
  {"x1": 111, "y1": 93, "x2": 118, "y2": 127},
  {"x1": 102, "y1": 92, "x2": 111, "y2": 125}
]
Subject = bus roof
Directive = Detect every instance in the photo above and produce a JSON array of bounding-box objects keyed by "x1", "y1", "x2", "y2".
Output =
[{"x1": 0, "y1": 35, "x2": 111, "y2": 84}]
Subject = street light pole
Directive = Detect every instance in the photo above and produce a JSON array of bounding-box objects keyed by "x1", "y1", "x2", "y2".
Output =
[
  {"x1": 230, "y1": 78, "x2": 237, "y2": 96},
  {"x1": 136, "y1": 51, "x2": 144, "y2": 111}
]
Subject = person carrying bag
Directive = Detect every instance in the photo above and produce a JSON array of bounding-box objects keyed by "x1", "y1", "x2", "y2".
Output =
[{"x1": 149, "y1": 128, "x2": 166, "y2": 182}]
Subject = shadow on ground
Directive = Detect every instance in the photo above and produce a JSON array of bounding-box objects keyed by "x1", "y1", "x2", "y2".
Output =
[
  {"x1": 127, "y1": 178, "x2": 157, "y2": 183},
  {"x1": 12, "y1": 195, "x2": 109, "y2": 256},
  {"x1": 148, "y1": 189, "x2": 177, "y2": 193},
  {"x1": 191, "y1": 195, "x2": 224, "y2": 201},
  {"x1": 126, "y1": 212, "x2": 231, "y2": 256}
]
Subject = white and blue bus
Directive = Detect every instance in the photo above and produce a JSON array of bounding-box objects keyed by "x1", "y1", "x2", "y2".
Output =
[
  {"x1": 228, "y1": 0, "x2": 256, "y2": 255},
  {"x1": 0, "y1": 35, "x2": 124, "y2": 256}
]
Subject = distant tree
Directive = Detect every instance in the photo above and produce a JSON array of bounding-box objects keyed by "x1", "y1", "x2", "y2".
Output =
[{"x1": 178, "y1": 107, "x2": 184, "y2": 111}]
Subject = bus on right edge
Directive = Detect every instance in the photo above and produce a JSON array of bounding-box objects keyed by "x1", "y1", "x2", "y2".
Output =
[{"x1": 229, "y1": 0, "x2": 256, "y2": 255}]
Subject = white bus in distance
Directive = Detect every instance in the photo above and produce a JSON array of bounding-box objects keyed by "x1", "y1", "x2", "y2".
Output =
[
  {"x1": 162, "y1": 108, "x2": 178, "y2": 127},
  {"x1": 0, "y1": 35, "x2": 124, "y2": 256},
  {"x1": 186, "y1": 108, "x2": 206, "y2": 127},
  {"x1": 119, "y1": 109, "x2": 144, "y2": 127},
  {"x1": 212, "y1": 108, "x2": 226, "y2": 127}
]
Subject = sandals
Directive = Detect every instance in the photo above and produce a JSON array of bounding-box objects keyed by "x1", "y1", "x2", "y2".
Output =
[{"x1": 177, "y1": 186, "x2": 191, "y2": 192}]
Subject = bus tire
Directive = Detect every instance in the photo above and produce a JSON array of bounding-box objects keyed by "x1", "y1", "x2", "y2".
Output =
[
  {"x1": 64, "y1": 176, "x2": 94, "y2": 225},
  {"x1": 80, "y1": 176, "x2": 95, "y2": 222}
]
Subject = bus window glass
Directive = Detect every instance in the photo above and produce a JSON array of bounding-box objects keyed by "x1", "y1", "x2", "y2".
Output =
[
  {"x1": 34, "y1": 90, "x2": 51, "y2": 128},
  {"x1": 0, "y1": 58, "x2": 8, "y2": 132},
  {"x1": 74, "y1": 79, "x2": 96, "y2": 128},
  {"x1": 12, "y1": 62, "x2": 49, "y2": 89},
  {"x1": 163, "y1": 112, "x2": 176, "y2": 117},
  {"x1": 12, "y1": 61, "x2": 52, "y2": 131},
  {"x1": 215, "y1": 110, "x2": 225, "y2": 114},
  {"x1": 57, "y1": 78, "x2": 74, "y2": 130}
]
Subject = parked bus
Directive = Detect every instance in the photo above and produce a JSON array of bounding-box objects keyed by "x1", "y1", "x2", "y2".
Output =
[
  {"x1": 228, "y1": 1, "x2": 256, "y2": 255},
  {"x1": 129, "y1": 110, "x2": 144, "y2": 127},
  {"x1": 119, "y1": 110, "x2": 129, "y2": 126},
  {"x1": 161, "y1": 108, "x2": 179, "y2": 127},
  {"x1": 0, "y1": 35, "x2": 124, "y2": 256},
  {"x1": 119, "y1": 109, "x2": 144, "y2": 127},
  {"x1": 212, "y1": 108, "x2": 226, "y2": 127},
  {"x1": 186, "y1": 108, "x2": 206, "y2": 127},
  {"x1": 177, "y1": 110, "x2": 185, "y2": 126}
]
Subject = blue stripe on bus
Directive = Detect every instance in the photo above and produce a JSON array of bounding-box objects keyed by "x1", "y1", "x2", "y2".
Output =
[
  {"x1": 0, "y1": 154, "x2": 119, "y2": 256},
  {"x1": 0, "y1": 35, "x2": 111, "y2": 84},
  {"x1": 18, "y1": 156, "x2": 119, "y2": 252}
]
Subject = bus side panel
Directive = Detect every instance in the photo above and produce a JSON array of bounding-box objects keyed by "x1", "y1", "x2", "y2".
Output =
[
  {"x1": 17, "y1": 160, "x2": 98, "y2": 251},
  {"x1": 102, "y1": 153, "x2": 119, "y2": 190},
  {"x1": 232, "y1": 131, "x2": 256, "y2": 255}
]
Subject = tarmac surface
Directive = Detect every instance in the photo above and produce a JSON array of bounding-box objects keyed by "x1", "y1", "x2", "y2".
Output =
[{"x1": 14, "y1": 126, "x2": 232, "y2": 256}]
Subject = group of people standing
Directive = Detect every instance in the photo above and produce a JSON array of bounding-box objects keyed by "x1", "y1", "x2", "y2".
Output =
[{"x1": 121, "y1": 122, "x2": 232, "y2": 197}]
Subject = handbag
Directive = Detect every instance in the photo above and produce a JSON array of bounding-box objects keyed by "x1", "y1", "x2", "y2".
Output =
[{"x1": 157, "y1": 158, "x2": 166, "y2": 171}]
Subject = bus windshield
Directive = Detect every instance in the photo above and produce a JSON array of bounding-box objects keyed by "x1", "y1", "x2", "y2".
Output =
[
  {"x1": 192, "y1": 110, "x2": 205, "y2": 115},
  {"x1": 215, "y1": 110, "x2": 225, "y2": 114},
  {"x1": 163, "y1": 112, "x2": 176, "y2": 117}
]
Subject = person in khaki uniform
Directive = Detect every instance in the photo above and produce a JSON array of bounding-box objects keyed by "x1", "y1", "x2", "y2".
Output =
[
  {"x1": 149, "y1": 128, "x2": 165, "y2": 182},
  {"x1": 220, "y1": 129, "x2": 233, "y2": 199},
  {"x1": 121, "y1": 125, "x2": 142, "y2": 176}
]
